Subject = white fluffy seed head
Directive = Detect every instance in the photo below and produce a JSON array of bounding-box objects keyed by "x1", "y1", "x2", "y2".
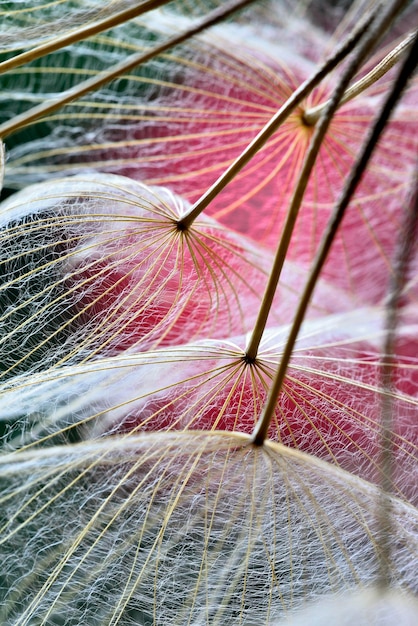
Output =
[
  {"x1": 0, "y1": 172, "x2": 358, "y2": 381},
  {"x1": 1, "y1": 3, "x2": 418, "y2": 624},
  {"x1": 1, "y1": 432, "x2": 417, "y2": 625}
]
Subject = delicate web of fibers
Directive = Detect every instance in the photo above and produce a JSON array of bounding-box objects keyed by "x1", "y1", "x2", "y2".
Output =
[
  {"x1": 1, "y1": 305, "x2": 417, "y2": 503},
  {"x1": 0, "y1": 174, "x2": 267, "y2": 374},
  {"x1": 0, "y1": 1, "x2": 150, "y2": 50},
  {"x1": 0, "y1": 0, "x2": 418, "y2": 624},
  {"x1": 1, "y1": 431, "x2": 417, "y2": 626},
  {"x1": 0, "y1": 173, "x2": 355, "y2": 378}
]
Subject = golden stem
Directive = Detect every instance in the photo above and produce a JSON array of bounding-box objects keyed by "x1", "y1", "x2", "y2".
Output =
[
  {"x1": 251, "y1": 2, "x2": 416, "y2": 447},
  {"x1": 303, "y1": 31, "x2": 415, "y2": 125}
]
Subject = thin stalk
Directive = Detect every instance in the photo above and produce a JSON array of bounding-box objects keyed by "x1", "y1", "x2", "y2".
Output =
[
  {"x1": 245, "y1": 15, "x2": 377, "y2": 361},
  {"x1": 304, "y1": 31, "x2": 416, "y2": 125},
  {"x1": 178, "y1": 6, "x2": 379, "y2": 230},
  {"x1": 246, "y1": 3, "x2": 414, "y2": 361},
  {"x1": 0, "y1": 0, "x2": 256, "y2": 139},
  {"x1": 0, "y1": 0, "x2": 172, "y2": 75},
  {"x1": 377, "y1": 166, "x2": 418, "y2": 589},
  {"x1": 251, "y1": 14, "x2": 418, "y2": 448}
]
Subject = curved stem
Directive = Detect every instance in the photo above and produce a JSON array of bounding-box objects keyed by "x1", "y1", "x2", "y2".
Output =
[
  {"x1": 303, "y1": 31, "x2": 415, "y2": 125},
  {"x1": 251, "y1": 5, "x2": 417, "y2": 447},
  {"x1": 0, "y1": 0, "x2": 256, "y2": 139},
  {"x1": 178, "y1": 8, "x2": 378, "y2": 230}
]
